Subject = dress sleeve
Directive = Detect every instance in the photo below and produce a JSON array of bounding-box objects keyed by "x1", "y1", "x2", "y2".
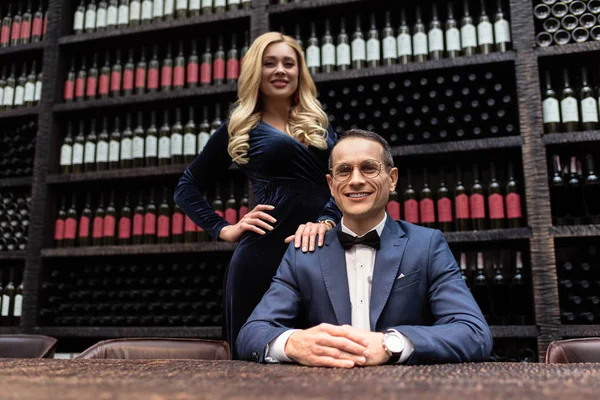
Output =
[
  {"x1": 317, "y1": 124, "x2": 342, "y2": 224},
  {"x1": 173, "y1": 122, "x2": 233, "y2": 240}
]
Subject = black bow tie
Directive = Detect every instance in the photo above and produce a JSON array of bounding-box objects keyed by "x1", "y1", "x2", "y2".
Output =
[{"x1": 337, "y1": 229, "x2": 381, "y2": 250}]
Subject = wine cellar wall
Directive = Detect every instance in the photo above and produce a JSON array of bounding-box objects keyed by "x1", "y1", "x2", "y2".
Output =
[{"x1": 0, "y1": 0, "x2": 599, "y2": 360}]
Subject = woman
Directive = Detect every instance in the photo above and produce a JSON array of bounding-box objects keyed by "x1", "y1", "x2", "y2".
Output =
[{"x1": 174, "y1": 32, "x2": 341, "y2": 358}]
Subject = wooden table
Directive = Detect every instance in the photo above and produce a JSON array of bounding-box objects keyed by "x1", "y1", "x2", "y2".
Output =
[{"x1": 0, "y1": 359, "x2": 599, "y2": 399}]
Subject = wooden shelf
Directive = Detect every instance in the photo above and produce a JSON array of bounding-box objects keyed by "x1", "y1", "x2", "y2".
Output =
[
  {"x1": 41, "y1": 242, "x2": 238, "y2": 258},
  {"x1": 0, "y1": 251, "x2": 27, "y2": 261},
  {"x1": 0, "y1": 107, "x2": 39, "y2": 120},
  {"x1": 0, "y1": 176, "x2": 32, "y2": 188},
  {"x1": 557, "y1": 325, "x2": 600, "y2": 337},
  {"x1": 268, "y1": 0, "x2": 365, "y2": 14},
  {"x1": 58, "y1": 9, "x2": 252, "y2": 46},
  {"x1": 444, "y1": 227, "x2": 531, "y2": 243},
  {"x1": 0, "y1": 327, "x2": 23, "y2": 335},
  {"x1": 391, "y1": 136, "x2": 522, "y2": 157},
  {"x1": 489, "y1": 325, "x2": 539, "y2": 338},
  {"x1": 312, "y1": 52, "x2": 515, "y2": 85},
  {"x1": 32, "y1": 326, "x2": 222, "y2": 338},
  {"x1": 0, "y1": 41, "x2": 44, "y2": 58},
  {"x1": 536, "y1": 40, "x2": 600, "y2": 58},
  {"x1": 46, "y1": 165, "x2": 187, "y2": 185},
  {"x1": 542, "y1": 131, "x2": 600, "y2": 145},
  {"x1": 549, "y1": 225, "x2": 600, "y2": 238},
  {"x1": 53, "y1": 83, "x2": 237, "y2": 113}
]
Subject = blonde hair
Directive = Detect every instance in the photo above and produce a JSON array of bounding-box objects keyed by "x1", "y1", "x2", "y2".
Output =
[{"x1": 227, "y1": 32, "x2": 329, "y2": 164}]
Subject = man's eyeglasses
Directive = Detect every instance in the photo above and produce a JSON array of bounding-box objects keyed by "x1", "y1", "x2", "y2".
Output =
[{"x1": 330, "y1": 159, "x2": 387, "y2": 182}]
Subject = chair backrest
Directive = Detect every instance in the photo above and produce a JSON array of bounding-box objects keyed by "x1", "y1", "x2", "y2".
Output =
[
  {"x1": 546, "y1": 338, "x2": 600, "y2": 363},
  {"x1": 0, "y1": 335, "x2": 58, "y2": 358},
  {"x1": 75, "y1": 338, "x2": 230, "y2": 360}
]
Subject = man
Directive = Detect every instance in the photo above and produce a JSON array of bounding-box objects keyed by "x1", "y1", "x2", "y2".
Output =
[{"x1": 237, "y1": 129, "x2": 493, "y2": 367}]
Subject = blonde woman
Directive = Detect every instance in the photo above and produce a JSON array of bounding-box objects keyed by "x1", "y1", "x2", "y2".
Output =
[{"x1": 174, "y1": 32, "x2": 341, "y2": 359}]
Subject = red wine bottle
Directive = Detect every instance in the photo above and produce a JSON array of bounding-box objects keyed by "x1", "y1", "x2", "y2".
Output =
[
  {"x1": 63, "y1": 194, "x2": 78, "y2": 248},
  {"x1": 386, "y1": 189, "x2": 401, "y2": 220},
  {"x1": 173, "y1": 41, "x2": 185, "y2": 90},
  {"x1": 212, "y1": 183, "x2": 224, "y2": 218},
  {"x1": 86, "y1": 53, "x2": 99, "y2": 99},
  {"x1": 213, "y1": 35, "x2": 225, "y2": 85},
  {"x1": 147, "y1": 45, "x2": 159, "y2": 92},
  {"x1": 161, "y1": 43, "x2": 173, "y2": 91},
  {"x1": 0, "y1": 5, "x2": 12, "y2": 48},
  {"x1": 10, "y1": 5, "x2": 22, "y2": 47},
  {"x1": 20, "y1": 1, "x2": 32, "y2": 45},
  {"x1": 455, "y1": 166, "x2": 470, "y2": 231},
  {"x1": 225, "y1": 181, "x2": 238, "y2": 225},
  {"x1": 470, "y1": 164, "x2": 486, "y2": 231},
  {"x1": 144, "y1": 187, "x2": 157, "y2": 244},
  {"x1": 200, "y1": 37, "x2": 212, "y2": 86},
  {"x1": 78, "y1": 193, "x2": 92, "y2": 247},
  {"x1": 31, "y1": 2, "x2": 43, "y2": 43},
  {"x1": 92, "y1": 193, "x2": 105, "y2": 246},
  {"x1": 226, "y1": 33, "x2": 239, "y2": 84},
  {"x1": 122, "y1": 48, "x2": 135, "y2": 96},
  {"x1": 103, "y1": 191, "x2": 116, "y2": 246},
  {"x1": 99, "y1": 50, "x2": 111, "y2": 98},
  {"x1": 506, "y1": 161, "x2": 523, "y2": 228},
  {"x1": 132, "y1": 191, "x2": 145, "y2": 244},
  {"x1": 184, "y1": 213, "x2": 197, "y2": 243},
  {"x1": 187, "y1": 39, "x2": 199, "y2": 88},
  {"x1": 135, "y1": 47, "x2": 147, "y2": 94},
  {"x1": 118, "y1": 192, "x2": 132, "y2": 245},
  {"x1": 437, "y1": 167, "x2": 453, "y2": 232},
  {"x1": 64, "y1": 60, "x2": 75, "y2": 102},
  {"x1": 420, "y1": 168, "x2": 436, "y2": 228},
  {"x1": 488, "y1": 162, "x2": 505, "y2": 230},
  {"x1": 110, "y1": 49, "x2": 122, "y2": 97},
  {"x1": 54, "y1": 196, "x2": 67, "y2": 248},
  {"x1": 172, "y1": 203, "x2": 184, "y2": 243},
  {"x1": 403, "y1": 169, "x2": 419, "y2": 224},
  {"x1": 157, "y1": 186, "x2": 171, "y2": 244}
]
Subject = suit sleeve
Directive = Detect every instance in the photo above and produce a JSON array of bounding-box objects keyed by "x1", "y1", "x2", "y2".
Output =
[
  {"x1": 173, "y1": 122, "x2": 232, "y2": 240},
  {"x1": 236, "y1": 244, "x2": 304, "y2": 363},
  {"x1": 317, "y1": 125, "x2": 342, "y2": 224},
  {"x1": 391, "y1": 230, "x2": 494, "y2": 364}
]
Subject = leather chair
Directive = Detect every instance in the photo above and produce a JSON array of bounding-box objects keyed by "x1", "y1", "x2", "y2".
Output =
[
  {"x1": 75, "y1": 338, "x2": 230, "y2": 360},
  {"x1": 545, "y1": 338, "x2": 600, "y2": 363},
  {"x1": 0, "y1": 335, "x2": 58, "y2": 358}
]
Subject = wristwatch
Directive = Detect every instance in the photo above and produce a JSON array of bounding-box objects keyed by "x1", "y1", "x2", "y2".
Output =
[{"x1": 382, "y1": 329, "x2": 405, "y2": 364}]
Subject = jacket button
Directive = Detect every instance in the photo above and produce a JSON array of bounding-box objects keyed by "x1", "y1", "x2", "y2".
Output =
[{"x1": 252, "y1": 352, "x2": 259, "y2": 360}]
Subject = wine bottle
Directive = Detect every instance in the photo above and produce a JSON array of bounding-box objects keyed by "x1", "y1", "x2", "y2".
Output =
[
  {"x1": 187, "y1": 39, "x2": 199, "y2": 87},
  {"x1": 542, "y1": 70, "x2": 561, "y2": 134},
  {"x1": 133, "y1": 47, "x2": 147, "y2": 94},
  {"x1": 133, "y1": 111, "x2": 145, "y2": 167},
  {"x1": 132, "y1": 191, "x2": 145, "y2": 244},
  {"x1": 212, "y1": 183, "x2": 224, "y2": 218},
  {"x1": 172, "y1": 203, "x2": 184, "y2": 243},
  {"x1": 73, "y1": 121, "x2": 85, "y2": 174},
  {"x1": 494, "y1": 0, "x2": 511, "y2": 52},
  {"x1": 92, "y1": 193, "x2": 105, "y2": 246},
  {"x1": 96, "y1": 117, "x2": 110, "y2": 171},
  {"x1": 2, "y1": 65, "x2": 15, "y2": 109},
  {"x1": 84, "y1": 0, "x2": 97, "y2": 33},
  {"x1": 510, "y1": 251, "x2": 528, "y2": 324},
  {"x1": 197, "y1": 105, "x2": 210, "y2": 154},
  {"x1": 109, "y1": 116, "x2": 121, "y2": 170},
  {"x1": 110, "y1": 49, "x2": 122, "y2": 97},
  {"x1": 103, "y1": 190, "x2": 116, "y2": 245},
  {"x1": 2, "y1": 270, "x2": 15, "y2": 326},
  {"x1": 74, "y1": 0, "x2": 85, "y2": 34},
  {"x1": 146, "y1": 111, "x2": 158, "y2": 166},
  {"x1": 13, "y1": 63, "x2": 26, "y2": 107},
  {"x1": 584, "y1": 154, "x2": 600, "y2": 223},
  {"x1": 477, "y1": 0, "x2": 494, "y2": 55},
  {"x1": 366, "y1": 13, "x2": 380, "y2": 68},
  {"x1": 505, "y1": 161, "x2": 523, "y2": 228},
  {"x1": 20, "y1": 1, "x2": 32, "y2": 45},
  {"x1": 472, "y1": 252, "x2": 491, "y2": 320},
  {"x1": 144, "y1": 187, "x2": 157, "y2": 244},
  {"x1": 78, "y1": 193, "x2": 92, "y2": 247},
  {"x1": 200, "y1": 37, "x2": 212, "y2": 86},
  {"x1": 130, "y1": 0, "x2": 141, "y2": 25},
  {"x1": 403, "y1": 169, "x2": 419, "y2": 224},
  {"x1": 335, "y1": 17, "x2": 351, "y2": 72},
  {"x1": 241, "y1": 31, "x2": 249, "y2": 69},
  {"x1": 381, "y1": 11, "x2": 396, "y2": 66},
  {"x1": 550, "y1": 154, "x2": 568, "y2": 225},
  {"x1": 60, "y1": 124, "x2": 74, "y2": 174},
  {"x1": 99, "y1": 50, "x2": 111, "y2": 98},
  {"x1": 229, "y1": 0, "x2": 240, "y2": 11},
  {"x1": 396, "y1": 9, "x2": 412, "y2": 65},
  {"x1": 184, "y1": 211, "x2": 197, "y2": 243},
  {"x1": 64, "y1": 60, "x2": 76, "y2": 102},
  {"x1": 174, "y1": 41, "x2": 186, "y2": 89},
  {"x1": 86, "y1": 53, "x2": 99, "y2": 99},
  {"x1": 488, "y1": 162, "x2": 505, "y2": 229},
  {"x1": 211, "y1": 103, "x2": 222, "y2": 133},
  {"x1": 445, "y1": 2, "x2": 461, "y2": 59},
  {"x1": 118, "y1": 192, "x2": 132, "y2": 245},
  {"x1": 176, "y1": 0, "x2": 188, "y2": 18},
  {"x1": 171, "y1": 108, "x2": 184, "y2": 164},
  {"x1": 413, "y1": 6, "x2": 428, "y2": 63},
  {"x1": 160, "y1": 43, "x2": 173, "y2": 91},
  {"x1": 320, "y1": 19, "x2": 335, "y2": 73},
  {"x1": 153, "y1": 0, "x2": 164, "y2": 22},
  {"x1": 54, "y1": 196, "x2": 66, "y2": 248},
  {"x1": 62, "y1": 193, "x2": 78, "y2": 248},
  {"x1": 568, "y1": 156, "x2": 587, "y2": 225},
  {"x1": 147, "y1": 45, "x2": 159, "y2": 92},
  {"x1": 122, "y1": 48, "x2": 135, "y2": 96},
  {"x1": 241, "y1": 0, "x2": 251, "y2": 10},
  {"x1": 225, "y1": 181, "x2": 238, "y2": 225},
  {"x1": 386, "y1": 189, "x2": 401, "y2": 220},
  {"x1": 213, "y1": 35, "x2": 225, "y2": 85},
  {"x1": 437, "y1": 167, "x2": 453, "y2": 232},
  {"x1": 13, "y1": 272, "x2": 23, "y2": 326},
  {"x1": 461, "y1": 0, "x2": 477, "y2": 56},
  {"x1": 352, "y1": 15, "x2": 366, "y2": 69},
  {"x1": 158, "y1": 110, "x2": 171, "y2": 166},
  {"x1": 96, "y1": 0, "x2": 108, "y2": 31},
  {"x1": 561, "y1": 69, "x2": 580, "y2": 132},
  {"x1": 459, "y1": 253, "x2": 470, "y2": 288},
  {"x1": 10, "y1": 5, "x2": 23, "y2": 47},
  {"x1": 32, "y1": 1, "x2": 44, "y2": 42},
  {"x1": 118, "y1": 0, "x2": 130, "y2": 27},
  {"x1": 491, "y1": 256, "x2": 510, "y2": 323},
  {"x1": 107, "y1": 0, "x2": 119, "y2": 29},
  {"x1": 420, "y1": 168, "x2": 436, "y2": 228},
  {"x1": 227, "y1": 33, "x2": 239, "y2": 83},
  {"x1": 428, "y1": 4, "x2": 444, "y2": 60},
  {"x1": 84, "y1": 119, "x2": 98, "y2": 172},
  {"x1": 470, "y1": 164, "x2": 486, "y2": 230},
  {"x1": 141, "y1": 0, "x2": 152, "y2": 24},
  {"x1": 580, "y1": 67, "x2": 599, "y2": 131},
  {"x1": 121, "y1": 114, "x2": 133, "y2": 168},
  {"x1": 455, "y1": 166, "x2": 470, "y2": 231},
  {"x1": 157, "y1": 186, "x2": 171, "y2": 244},
  {"x1": 184, "y1": 106, "x2": 197, "y2": 164}
]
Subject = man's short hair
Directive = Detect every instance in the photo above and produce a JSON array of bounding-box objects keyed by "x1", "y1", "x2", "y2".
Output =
[{"x1": 328, "y1": 129, "x2": 394, "y2": 170}]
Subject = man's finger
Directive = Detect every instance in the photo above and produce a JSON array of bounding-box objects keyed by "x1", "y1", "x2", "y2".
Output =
[
  {"x1": 306, "y1": 224, "x2": 318, "y2": 252},
  {"x1": 284, "y1": 235, "x2": 295, "y2": 244},
  {"x1": 315, "y1": 336, "x2": 368, "y2": 357},
  {"x1": 293, "y1": 225, "x2": 305, "y2": 248},
  {"x1": 314, "y1": 346, "x2": 367, "y2": 365},
  {"x1": 317, "y1": 225, "x2": 327, "y2": 247},
  {"x1": 319, "y1": 324, "x2": 369, "y2": 347}
]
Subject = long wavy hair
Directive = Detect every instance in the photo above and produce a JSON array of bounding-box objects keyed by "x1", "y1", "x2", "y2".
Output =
[{"x1": 227, "y1": 32, "x2": 329, "y2": 164}]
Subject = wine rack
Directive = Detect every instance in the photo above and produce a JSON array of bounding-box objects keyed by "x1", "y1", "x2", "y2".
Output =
[{"x1": 3, "y1": 0, "x2": 597, "y2": 358}]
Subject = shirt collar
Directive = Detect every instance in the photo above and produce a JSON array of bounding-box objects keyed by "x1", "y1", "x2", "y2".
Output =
[{"x1": 340, "y1": 213, "x2": 387, "y2": 238}]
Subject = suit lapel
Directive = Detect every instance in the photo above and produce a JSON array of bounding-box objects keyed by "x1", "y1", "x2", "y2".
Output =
[
  {"x1": 369, "y1": 217, "x2": 407, "y2": 330},
  {"x1": 320, "y1": 226, "x2": 352, "y2": 326}
]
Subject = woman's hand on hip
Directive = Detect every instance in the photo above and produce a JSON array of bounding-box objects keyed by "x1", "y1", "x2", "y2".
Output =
[
  {"x1": 219, "y1": 204, "x2": 276, "y2": 242},
  {"x1": 285, "y1": 221, "x2": 333, "y2": 252}
]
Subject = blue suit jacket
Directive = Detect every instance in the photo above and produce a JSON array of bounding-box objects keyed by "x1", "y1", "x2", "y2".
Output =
[{"x1": 236, "y1": 217, "x2": 493, "y2": 365}]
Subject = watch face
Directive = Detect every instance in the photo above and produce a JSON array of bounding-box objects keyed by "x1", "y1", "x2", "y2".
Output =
[{"x1": 385, "y1": 334, "x2": 404, "y2": 353}]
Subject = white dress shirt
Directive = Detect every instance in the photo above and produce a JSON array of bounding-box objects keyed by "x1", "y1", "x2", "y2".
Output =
[{"x1": 264, "y1": 213, "x2": 414, "y2": 364}]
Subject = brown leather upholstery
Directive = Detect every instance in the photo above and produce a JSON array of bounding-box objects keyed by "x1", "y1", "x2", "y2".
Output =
[
  {"x1": 75, "y1": 338, "x2": 230, "y2": 360},
  {"x1": 546, "y1": 338, "x2": 600, "y2": 363},
  {"x1": 0, "y1": 335, "x2": 57, "y2": 358}
]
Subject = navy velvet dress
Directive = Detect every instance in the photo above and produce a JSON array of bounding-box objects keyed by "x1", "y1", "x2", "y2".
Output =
[{"x1": 174, "y1": 120, "x2": 341, "y2": 359}]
